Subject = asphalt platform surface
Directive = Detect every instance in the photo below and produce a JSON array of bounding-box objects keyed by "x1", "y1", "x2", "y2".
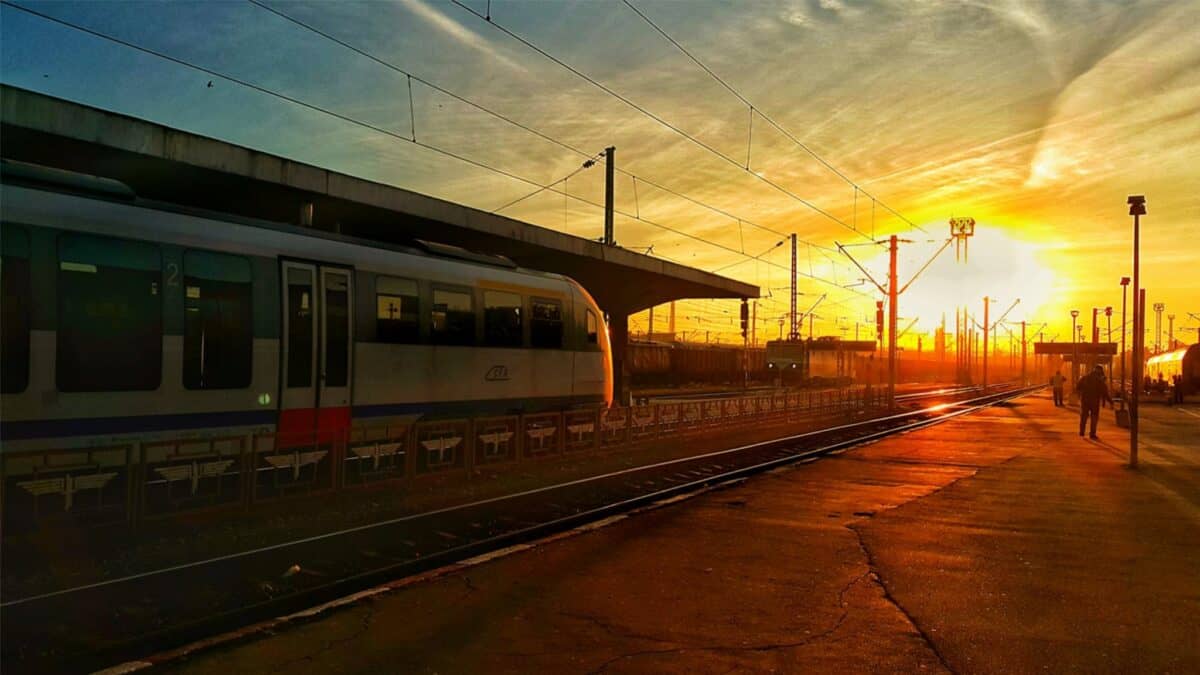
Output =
[{"x1": 158, "y1": 392, "x2": 1199, "y2": 674}]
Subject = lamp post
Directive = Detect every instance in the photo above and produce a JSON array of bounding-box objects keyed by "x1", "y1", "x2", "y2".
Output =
[
  {"x1": 1120, "y1": 277, "x2": 1130, "y2": 396},
  {"x1": 1168, "y1": 314, "x2": 1175, "y2": 350},
  {"x1": 1105, "y1": 307, "x2": 1113, "y2": 390},
  {"x1": 1070, "y1": 309, "x2": 1080, "y2": 392},
  {"x1": 1128, "y1": 195, "x2": 1146, "y2": 469},
  {"x1": 1153, "y1": 302, "x2": 1165, "y2": 354}
]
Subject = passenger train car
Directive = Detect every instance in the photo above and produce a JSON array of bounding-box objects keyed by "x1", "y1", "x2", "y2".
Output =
[
  {"x1": 1145, "y1": 344, "x2": 1200, "y2": 395},
  {"x1": 0, "y1": 162, "x2": 613, "y2": 455}
]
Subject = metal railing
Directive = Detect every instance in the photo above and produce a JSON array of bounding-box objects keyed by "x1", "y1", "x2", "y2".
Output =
[{"x1": 1, "y1": 385, "x2": 887, "y2": 537}]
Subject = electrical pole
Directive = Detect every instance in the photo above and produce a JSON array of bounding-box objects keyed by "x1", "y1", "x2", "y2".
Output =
[
  {"x1": 1021, "y1": 320, "x2": 1027, "y2": 385},
  {"x1": 789, "y1": 234, "x2": 799, "y2": 340},
  {"x1": 888, "y1": 235, "x2": 898, "y2": 406},
  {"x1": 1168, "y1": 313, "x2": 1175, "y2": 350},
  {"x1": 602, "y1": 146, "x2": 616, "y2": 246},
  {"x1": 751, "y1": 300, "x2": 757, "y2": 347},
  {"x1": 838, "y1": 232, "x2": 957, "y2": 407},
  {"x1": 983, "y1": 296, "x2": 989, "y2": 391}
]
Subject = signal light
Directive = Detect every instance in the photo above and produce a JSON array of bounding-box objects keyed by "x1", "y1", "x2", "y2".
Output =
[
  {"x1": 740, "y1": 300, "x2": 749, "y2": 339},
  {"x1": 875, "y1": 301, "x2": 884, "y2": 341}
]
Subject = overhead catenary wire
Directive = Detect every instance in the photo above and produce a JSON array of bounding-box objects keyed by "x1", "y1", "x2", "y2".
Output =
[
  {"x1": 5, "y1": 0, "x2": 881, "y2": 323},
  {"x1": 248, "y1": 0, "x2": 847, "y2": 260},
  {"x1": 447, "y1": 0, "x2": 875, "y2": 241},
  {"x1": 492, "y1": 150, "x2": 604, "y2": 213},
  {"x1": 2, "y1": 1, "x2": 857, "y2": 292},
  {"x1": 619, "y1": 0, "x2": 928, "y2": 234}
]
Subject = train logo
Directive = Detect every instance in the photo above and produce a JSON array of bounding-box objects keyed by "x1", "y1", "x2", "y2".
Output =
[
  {"x1": 349, "y1": 443, "x2": 404, "y2": 471},
  {"x1": 477, "y1": 430, "x2": 514, "y2": 456},
  {"x1": 525, "y1": 424, "x2": 558, "y2": 451},
  {"x1": 484, "y1": 365, "x2": 511, "y2": 382},
  {"x1": 567, "y1": 422, "x2": 595, "y2": 442},
  {"x1": 263, "y1": 450, "x2": 328, "y2": 480},
  {"x1": 154, "y1": 460, "x2": 236, "y2": 495},
  {"x1": 17, "y1": 472, "x2": 118, "y2": 511}
]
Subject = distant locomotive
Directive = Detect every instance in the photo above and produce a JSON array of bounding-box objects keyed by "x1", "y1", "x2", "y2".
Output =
[
  {"x1": 0, "y1": 162, "x2": 613, "y2": 454},
  {"x1": 765, "y1": 337, "x2": 875, "y2": 384},
  {"x1": 1145, "y1": 344, "x2": 1200, "y2": 395}
]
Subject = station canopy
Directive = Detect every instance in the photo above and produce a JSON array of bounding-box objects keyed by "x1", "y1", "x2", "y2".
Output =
[{"x1": 0, "y1": 85, "x2": 756, "y2": 315}]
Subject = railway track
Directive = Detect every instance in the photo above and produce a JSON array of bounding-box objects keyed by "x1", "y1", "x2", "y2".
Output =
[{"x1": 1, "y1": 383, "x2": 1039, "y2": 673}]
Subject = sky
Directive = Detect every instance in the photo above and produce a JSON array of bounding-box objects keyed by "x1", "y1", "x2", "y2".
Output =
[{"x1": 2, "y1": 0, "x2": 1197, "y2": 351}]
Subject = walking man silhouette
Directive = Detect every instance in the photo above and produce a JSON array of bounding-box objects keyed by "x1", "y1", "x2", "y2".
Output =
[{"x1": 1077, "y1": 365, "x2": 1113, "y2": 439}]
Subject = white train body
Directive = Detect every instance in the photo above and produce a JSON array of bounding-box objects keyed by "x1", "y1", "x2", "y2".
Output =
[{"x1": 1, "y1": 173, "x2": 613, "y2": 455}]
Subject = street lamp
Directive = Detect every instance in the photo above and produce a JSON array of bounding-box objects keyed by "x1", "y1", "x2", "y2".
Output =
[
  {"x1": 1128, "y1": 195, "x2": 1146, "y2": 469},
  {"x1": 1105, "y1": 307, "x2": 1113, "y2": 389},
  {"x1": 1120, "y1": 277, "x2": 1130, "y2": 395},
  {"x1": 1070, "y1": 309, "x2": 1080, "y2": 392},
  {"x1": 1152, "y1": 299, "x2": 1161, "y2": 353}
]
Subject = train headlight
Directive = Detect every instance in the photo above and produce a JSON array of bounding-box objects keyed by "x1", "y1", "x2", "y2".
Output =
[{"x1": 258, "y1": 393, "x2": 272, "y2": 406}]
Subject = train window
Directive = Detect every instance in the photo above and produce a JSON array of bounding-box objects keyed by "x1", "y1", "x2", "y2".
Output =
[
  {"x1": 531, "y1": 298, "x2": 564, "y2": 349},
  {"x1": 376, "y1": 276, "x2": 419, "y2": 343},
  {"x1": 287, "y1": 267, "x2": 314, "y2": 388},
  {"x1": 484, "y1": 290, "x2": 522, "y2": 347},
  {"x1": 183, "y1": 250, "x2": 252, "y2": 390},
  {"x1": 431, "y1": 288, "x2": 474, "y2": 345},
  {"x1": 57, "y1": 233, "x2": 162, "y2": 391},
  {"x1": 323, "y1": 271, "x2": 350, "y2": 388},
  {"x1": 1, "y1": 225, "x2": 31, "y2": 394},
  {"x1": 586, "y1": 309, "x2": 599, "y2": 345}
]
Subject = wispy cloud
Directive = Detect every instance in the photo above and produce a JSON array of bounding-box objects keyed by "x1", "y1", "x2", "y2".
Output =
[{"x1": 398, "y1": 0, "x2": 528, "y2": 74}]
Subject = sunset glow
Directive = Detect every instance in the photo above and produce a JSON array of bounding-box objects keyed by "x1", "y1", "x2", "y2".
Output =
[{"x1": 2, "y1": 0, "x2": 1196, "y2": 348}]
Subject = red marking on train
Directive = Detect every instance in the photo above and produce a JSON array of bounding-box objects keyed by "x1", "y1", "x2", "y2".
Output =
[
  {"x1": 278, "y1": 407, "x2": 352, "y2": 447},
  {"x1": 317, "y1": 406, "x2": 352, "y2": 439}
]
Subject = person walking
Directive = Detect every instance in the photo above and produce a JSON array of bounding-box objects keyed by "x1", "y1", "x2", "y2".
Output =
[
  {"x1": 1173, "y1": 374, "x2": 1185, "y2": 404},
  {"x1": 1077, "y1": 365, "x2": 1113, "y2": 439},
  {"x1": 1051, "y1": 370, "x2": 1066, "y2": 407}
]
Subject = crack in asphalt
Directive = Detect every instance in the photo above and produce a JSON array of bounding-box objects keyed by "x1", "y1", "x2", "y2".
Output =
[{"x1": 836, "y1": 455, "x2": 1026, "y2": 675}]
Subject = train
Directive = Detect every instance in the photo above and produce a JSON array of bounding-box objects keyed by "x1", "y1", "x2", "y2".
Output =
[
  {"x1": 627, "y1": 340, "x2": 766, "y2": 385},
  {"x1": 0, "y1": 161, "x2": 613, "y2": 455},
  {"x1": 1145, "y1": 344, "x2": 1200, "y2": 395},
  {"x1": 765, "y1": 337, "x2": 876, "y2": 384}
]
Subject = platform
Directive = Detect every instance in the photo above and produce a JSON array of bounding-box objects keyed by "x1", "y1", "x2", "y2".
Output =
[{"x1": 158, "y1": 393, "x2": 1199, "y2": 674}]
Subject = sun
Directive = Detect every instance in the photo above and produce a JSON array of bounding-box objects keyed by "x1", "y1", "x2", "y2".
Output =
[{"x1": 861, "y1": 225, "x2": 1056, "y2": 345}]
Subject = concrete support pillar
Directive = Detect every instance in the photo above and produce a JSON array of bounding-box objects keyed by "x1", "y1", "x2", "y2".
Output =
[{"x1": 610, "y1": 312, "x2": 630, "y2": 406}]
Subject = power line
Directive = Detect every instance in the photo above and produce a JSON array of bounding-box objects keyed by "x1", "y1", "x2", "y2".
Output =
[
  {"x1": 619, "y1": 0, "x2": 927, "y2": 234},
  {"x1": 247, "y1": 0, "x2": 847, "y2": 260},
  {"x1": 1, "y1": 1, "x2": 837, "y2": 287},
  {"x1": 492, "y1": 150, "x2": 603, "y2": 213},
  {"x1": 5, "y1": 1, "x2": 877, "y2": 311},
  {"x1": 447, "y1": 0, "x2": 875, "y2": 241}
]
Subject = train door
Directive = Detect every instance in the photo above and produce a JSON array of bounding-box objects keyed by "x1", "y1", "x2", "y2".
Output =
[{"x1": 279, "y1": 261, "x2": 354, "y2": 443}]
